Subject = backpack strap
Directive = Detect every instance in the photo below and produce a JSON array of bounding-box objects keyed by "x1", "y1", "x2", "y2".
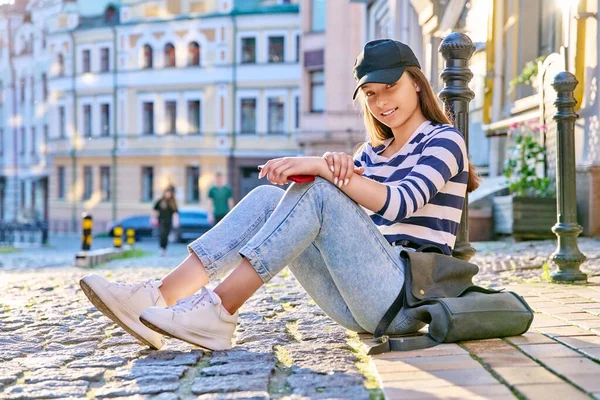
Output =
[
  {"x1": 373, "y1": 285, "x2": 406, "y2": 339},
  {"x1": 367, "y1": 334, "x2": 440, "y2": 355}
]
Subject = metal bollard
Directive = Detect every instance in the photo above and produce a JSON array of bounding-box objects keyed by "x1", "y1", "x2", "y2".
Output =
[
  {"x1": 550, "y1": 72, "x2": 587, "y2": 283},
  {"x1": 113, "y1": 225, "x2": 123, "y2": 248},
  {"x1": 81, "y1": 213, "x2": 93, "y2": 251},
  {"x1": 437, "y1": 32, "x2": 476, "y2": 262},
  {"x1": 126, "y1": 228, "x2": 136, "y2": 247}
]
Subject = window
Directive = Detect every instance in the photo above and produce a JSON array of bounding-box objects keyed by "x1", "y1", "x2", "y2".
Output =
[
  {"x1": 20, "y1": 128, "x2": 25, "y2": 155},
  {"x1": 83, "y1": 105, "x2": 92, "y2": 138},
  {"x1": 0, "y1": 80, "x2": 3, "y2": 106},
  {"x1": 186, "y1": 166, "x2": 200, "y2": 203},
  {"x1": 143, "y1": 44, "x2": 153, "y2": 69},
  {"x1": 30, "y1": 127, "x2": 36, "y2": 155},
  {"x1": 241, "y1": 37, "x2": 256, "y2": 64},
  {"x1": 141, "y1": 166, "x2": 154, "y2": 202},
  {"x1": 311, "y1": 0, "x2": 326, "y2": 32},
  {"x1": 100, "y1": 104, "x2": 110, "y2": 136},
  {"x1": 57, "y1": 53, "x2": 64, "y2": 76},
  {"x1": 295, "y1": 96, "x2": 299, "y2": 129},
  {"x1": 100, "y1": 48, "x2": 110, "y2": 72},
  {"x1": 42, "y1": 74, "x2": 47, "y2": 101},
  {"x1": 165, "y1": 101, "x2": 177, "y2": 134},
  {"x1": 20, "y1": 78, "x2": 25, "y2": 104},
  {"x1": 57, "y1": 166, "x2": 65, "y2": 199},
  {"x1": 105, "y1": 6, "x2": 117, "y2": 23},
  {"x1": 538, "y1": 2, "x2": 562, "y2": 56},
  {"x1": 188, "y1": 42, "x2": 200, "y2": 66},
  {"x1": 0, "y1": 128, "x2": 3, "y2": 156},
  {"x1": 310, "y1": 70, "x2": 325, "y2": 112},
  {"x1": 268, "y1": 36, "x2": 285, "y2": 63},
  {"x1": 20, "y1": 181, "x2": 25, "y2": 212},
  {"x1": 82, "y1": 50, "x2": 91, "y2": 73},
  {"x1": 240, "y1": 98, "x2": 257, "y2": 134},
  {"x1": 143, "y1": 102, "x2": 154, "y2": 134},
  {"x1": 187, "y1": 100, "x2": 201, "y2": 134},
  {"x1": 268, "y1": 97, "x2": 285, "y2": 134},
  {"x1": 31, "y1": 181, "x2": 36, "y2": 212},
  {"x1": 100, "y1": 166, "x2": 110, "y2": 201},
  {"x1": 43, "y1": 125, "x2": 48, "y2": 152},
  {"x1": 83, "y1": 166, "x2": 92, "y2": 200},
  {"x1": 30, "y1": 76, "x2": 34, "y2": 105},
  {"x1": 296, "y1": 35, "x2": 300, "y2": 62},
  {"x1": 164, "y1": 43, "x2": 176, "y2": 67},
  {"x1": 59, "y1": 106, "x2": 66, "y2": 138}
]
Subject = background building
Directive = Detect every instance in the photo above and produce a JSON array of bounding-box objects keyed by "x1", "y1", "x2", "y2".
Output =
[
  {"x1": 1, "y1": 0, "x2": 301, "y2": 233},
  {"x1": 361, "y1": 0, "x2": 600, "y2": 236},
  {"x1": 297, "y1": 0, "x2": 366, "y2": 156}
]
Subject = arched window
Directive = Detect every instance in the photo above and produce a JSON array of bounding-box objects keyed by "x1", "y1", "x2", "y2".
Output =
[
  {"x1": 57, "y1": 53, "x2": 64, "y2": 76},
  {"x1": 164, "y1": 43, "x2": 176, "y2": 67},
  {"x1": 143, "y1": 44, "x2": 153, "y2": 69},
  {"x1": 105, "y1": 6, "x2": 117, "y2": 23},
  {"x1": 188, "y1": 42, "x2": 200, "y2": 66}
]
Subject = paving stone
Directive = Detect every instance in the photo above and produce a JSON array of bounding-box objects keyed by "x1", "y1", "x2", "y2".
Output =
[
  {"x1": 191, "y1": 374, "x2": 271, "y2": 394},
  {"x1": 93, "y1": 379, "x2": 180, "y2": 398},
  {"x1": 67, "y1": 354, "x2": 127, "y2": 368},
  {"x1": 538, "y1": 356, "x2": 600, "y2": 375},
  {"x1": 373, "y1": 354, "x2": 480, "y2": 372},
  {"x1": 195, "y1": 391, "x2": 270, "y2": 400},
  {"x1": 111, "y1": 365, "x2": 190, "y2": 381},
  {"x1": 133, "y1": 350, "x2": 203, "y2": 367},
  {"x1": 280, "y1": 342, "x2": 358, "y2": 375},
  {"x1": 287, "y1": 372, "x2": 364, "y2": 393},
  {"x1": 382, "y1": 383, "x2": 514, "y2": 400},
  {"x1": 518, "y1": 343, "x2": 581, "y2": 359},
  {"x1": 4, "y1": 379, "x2": 89, "y2": 399},
  {"x1": 514, "y1": 382, "x2": 590, "y2": 400},
  {"x1": 492, "y1": 366, "x2": 565, "y2": 384},
  {"x1": 25, "y1": 367, "x2": 106, "y2": 383},
  {"x1": 200, "y1": 362, "x2": 274, "y2": 377}
]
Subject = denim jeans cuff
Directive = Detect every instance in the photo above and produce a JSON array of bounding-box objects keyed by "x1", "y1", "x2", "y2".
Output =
[
  {"x1": 187, "y1": 240, "x2": 218, "y2": 282},
  {"x1": 238, "y1": 245, "x2": 274, "y2": 283}
]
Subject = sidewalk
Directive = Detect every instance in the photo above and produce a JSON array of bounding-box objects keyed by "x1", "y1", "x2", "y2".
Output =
[{"x1": 368, "y1": 275, "x2": 600, "y2": 400}]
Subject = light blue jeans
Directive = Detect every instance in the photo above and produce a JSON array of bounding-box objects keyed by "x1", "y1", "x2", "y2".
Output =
[{"x1": 188, "y1": 177, "x2": 424, "y2": 335}]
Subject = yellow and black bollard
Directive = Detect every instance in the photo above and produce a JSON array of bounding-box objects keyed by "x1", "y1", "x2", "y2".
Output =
[
  {"x1": 81, "y1": 213, "x2": 93, "y2": 251},
  {"x1": 126, "y1": 228, "x2": 136, "y2": 247},
  {"x1": 113, "y1": 225, "x2": 123, "y2": 248}
]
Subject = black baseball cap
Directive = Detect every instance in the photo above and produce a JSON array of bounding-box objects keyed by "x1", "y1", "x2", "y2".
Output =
[{"x1": 352, "y1": 39, "x2": 421, "y2": 100}]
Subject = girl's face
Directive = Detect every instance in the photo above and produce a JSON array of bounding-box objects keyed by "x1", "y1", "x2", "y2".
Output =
[
  {"x1": 361, "y1": 72, "x2": 420, "y2": 131},
  {"x1": 164, "y1": 190, "x2": 173, "y2": 199}
]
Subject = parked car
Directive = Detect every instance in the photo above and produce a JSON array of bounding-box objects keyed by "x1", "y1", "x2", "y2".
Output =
[
  {"x1": 108, "y1": 215, "x2": 154, "y2": 240},
  {"x1": 108, "y1": 209, "x2": 212, "y2": 243},
  {"x1": 175, "y1": 208, "x2": 213, "y2": 243}
]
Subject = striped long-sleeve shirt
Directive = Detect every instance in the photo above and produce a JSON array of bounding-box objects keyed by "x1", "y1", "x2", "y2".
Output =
[{"x1": 354, "y1": 120, "x2": 468, "y2": 255}]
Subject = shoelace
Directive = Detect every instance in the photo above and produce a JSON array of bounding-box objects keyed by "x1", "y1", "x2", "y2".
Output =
[
  {"x1": 171, "y1": 287, "x2": 220, "y2": 312},
  {"x1": 111, "y1": 279, "x2": 156, "y2": 296}
]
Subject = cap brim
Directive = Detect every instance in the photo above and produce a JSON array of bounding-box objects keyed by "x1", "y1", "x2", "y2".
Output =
[{"x1": 352, "y1": 66, "x2": 406, "y2": 100}]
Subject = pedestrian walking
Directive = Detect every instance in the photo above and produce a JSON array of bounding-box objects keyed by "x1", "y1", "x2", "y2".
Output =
[
  {"x1": 79, "y1": 39, "x2": 480, "y2": 351},
  {"x1": 151, "y1": 185, "x2": 179, "y2": 257},
  {"x1": 208, "y1": 172, "x2": 233, "y2": 224}
]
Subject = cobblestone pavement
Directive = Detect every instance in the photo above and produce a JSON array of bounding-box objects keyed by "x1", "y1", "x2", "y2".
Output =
[
  {"x1": 3, "y1": 236, "x2": 600, "y2": 399},
  {"x1": 0, "y1": 238, "x2": 376, "y2": 400},
  {"x1": 472, "y1": 237, "x2": 600, "y2": 288}
]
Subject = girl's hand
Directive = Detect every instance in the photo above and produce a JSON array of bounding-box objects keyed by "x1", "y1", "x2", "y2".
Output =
[
  {"x1": 322, "y1": 152, "x2": 366, "y2": 187},
  {"x1": 258, "y1": 157, "x2": 321, "y2": 185}
]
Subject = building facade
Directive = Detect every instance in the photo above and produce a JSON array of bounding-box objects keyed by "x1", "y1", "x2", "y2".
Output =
[
  {"x1": 297, "y1": 0, "x2": 366, "y2": 156},
  {"x1": 0, "y1": 0, "x2": 301, "y2": 232},
  {"x1": 362, "y1": 0, "x2": 600, "y2": 236}
]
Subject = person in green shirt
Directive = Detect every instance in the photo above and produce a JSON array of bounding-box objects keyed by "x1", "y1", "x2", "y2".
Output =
[{"x1": 208, "y1": 172, "x2": 234, "y2": 224}]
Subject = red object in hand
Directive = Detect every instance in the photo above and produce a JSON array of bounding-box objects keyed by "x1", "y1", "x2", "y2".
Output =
[{"x1": 257, "y1": 165, "x2": 315, "y2": 183}]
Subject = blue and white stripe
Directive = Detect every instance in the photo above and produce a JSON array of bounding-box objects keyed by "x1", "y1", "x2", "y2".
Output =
[{"x1": 354, "y1": 120, "x2": 468, "y2": 255}]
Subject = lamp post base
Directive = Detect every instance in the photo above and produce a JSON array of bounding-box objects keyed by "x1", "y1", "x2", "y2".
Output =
[{"x1": 550, "y1": 270, "x2": 588, "y2": 283}]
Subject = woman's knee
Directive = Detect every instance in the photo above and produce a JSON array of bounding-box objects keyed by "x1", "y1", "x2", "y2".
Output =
[{"x1": 245, "y1": 185, "x2": 285, "y2": 208}]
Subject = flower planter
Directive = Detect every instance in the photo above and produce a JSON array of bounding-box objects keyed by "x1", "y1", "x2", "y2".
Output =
[{"x1": 492, "y1": 195, "x2": 557, "y2": 240}]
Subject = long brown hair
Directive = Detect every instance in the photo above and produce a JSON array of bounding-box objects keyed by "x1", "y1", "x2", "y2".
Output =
[
  {"x1": 161, "y1": 186, "x2": 178, "y2": 210},
  {"x1": 355, "y1": 66, "x2": 480, "y2": 193}
]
